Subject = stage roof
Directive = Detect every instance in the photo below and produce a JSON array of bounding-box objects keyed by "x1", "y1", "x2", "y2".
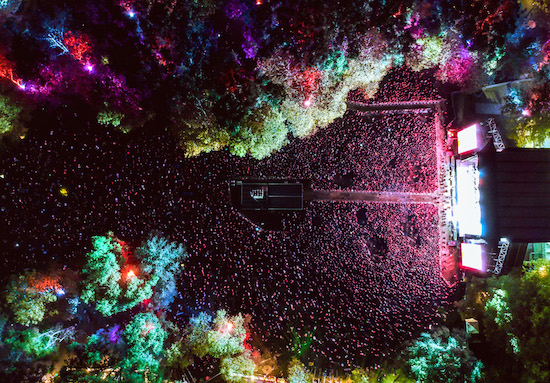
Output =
[{"x1": 478, "y1": 147, "x2": 550, "y2": 243}]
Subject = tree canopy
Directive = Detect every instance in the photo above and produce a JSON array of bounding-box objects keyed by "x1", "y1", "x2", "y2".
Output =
[
  {"x1": 404, "y1": 327, "x2": 483, "y2": 383},
  {"x1": 5, "y1": 270, "x2": 62, "y2": 326},
  {"x1": 482, "y1": 259, "x2": 550, "y2": 381},
  {"x1": 80, "y1": 233, "x2": 186, "y2": 316}
]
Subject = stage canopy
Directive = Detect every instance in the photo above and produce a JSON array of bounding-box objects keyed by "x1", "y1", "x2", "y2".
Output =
[{"x1": 478, "y1": 147, "x2": 550, "y2": 243}]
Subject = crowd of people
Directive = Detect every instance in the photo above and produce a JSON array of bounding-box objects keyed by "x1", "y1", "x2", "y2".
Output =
[
  {"x1": 240, "y1": 110, "x2": 439, "y2": 194},
  {"x1": 0, "y1": 69, "x2": 451, "y2": 370},
  {"x1": 348, "y1": 67, "x2": 442, "y2": 104}
]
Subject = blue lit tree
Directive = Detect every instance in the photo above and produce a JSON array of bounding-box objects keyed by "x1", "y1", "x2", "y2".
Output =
[{"x1": 136, "y1": 233, "x2": 188, "y2": 310}]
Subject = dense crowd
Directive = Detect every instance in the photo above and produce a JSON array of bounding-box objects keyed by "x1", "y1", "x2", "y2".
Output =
[
  {"x1": 0, "y1": 70, "x2": 451, "y2": 369},
  {"x1": 348, "y1": 67, "x2": 441, "y2": 104},
  {"x1": 237, "y1": 110, "x2": 438, "y2": 194}
]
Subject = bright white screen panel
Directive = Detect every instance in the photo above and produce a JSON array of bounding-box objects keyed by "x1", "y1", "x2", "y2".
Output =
[
  {"x1": 461, "y1": 243, "x2": 484, "y2": 271},
  {"x1": 455, "y1": 158, "x2": 482, "y2": 236},
  {"x1": 457, "y1": 124, "x2": 478, "y2": 154}
]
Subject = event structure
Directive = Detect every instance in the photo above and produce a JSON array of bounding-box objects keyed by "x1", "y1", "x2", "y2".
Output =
[{"x1": 450, "y1": 120, "x2": 550, "y2": 274}]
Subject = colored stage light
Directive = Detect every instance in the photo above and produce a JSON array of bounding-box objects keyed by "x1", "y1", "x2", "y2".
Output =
[
  {"x1": 461, "y1": 243, "x2": 484, "y2": 271},
  {"x1": 457, "y1": 124, "x2": 478, "y2": 154}
]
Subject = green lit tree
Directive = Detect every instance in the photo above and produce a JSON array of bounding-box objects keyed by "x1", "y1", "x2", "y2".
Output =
[
  {"x1": 405, "y1": 327, "x2": 483, "y2": 383},
  {"x1": 80, "y1": 234, "x2": 162, "y2": 316},
  {"x1": 5, "y1": 271, "x2": 60, "y2": 326},
  {"x1": 80, "y1": 235, "x2": 124, "y2": 316},
  {"x1": 229, "y1": 103, "x2": 289, "y2": 160},
  {"x1": 287, "y1": 359, "x2": 312, "y2": 383},
  {"x1": 483, "y1": 259, "x2": 550, "y2": 381},
  {"x1": 501, "y1": 74, "x2": 550, "y2": 148},
  {"x1": 186, "y1": 310, "x2": 248, "y2": 359},
  {"x1": 186, "y1": 311, "x2": 212, "y2": 358},
  {"x1": 119, "y1": 312, "x2": 167, "y2": 382},
  {"x1": 0, "y1": 84, "x2": 29, "y2": 147},
  {"x1": 3, "y1": 325, "x2": 74, "y2": 359},
  {"x1": 220, "y1": 351, "x2": 256, "y2": 383},
  {"x1": 206, "y1": 310, "x2": 247, "y2": 358},
  {"x1": 97, "y1": 108, "x2": 125, "y2": 129}
]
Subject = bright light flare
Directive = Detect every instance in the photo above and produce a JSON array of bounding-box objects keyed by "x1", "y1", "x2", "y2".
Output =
[
  {"x1": 457, "y1": 124, "x2": 478, "y2": 154},
  {"x1": 127, "y1": 270, "x2": 135, "y2": 278},
  {"x1": 84, "y1": 63, "x2": 94, "y2": 72},
  {"x1": 521, "y1": 109, "x2": 531, "y2": 117},
  {"x1": 303, "y1": 97, "x2": 312, "y2": 108},
  {"x1": 221, "y1": 321, "x2": 234, "y2": 333},
  {"x1": 127, "y1": 10, "x2": 135, "y2": 18},
  {"x1": 461, "y1": 243, "x2": 484, "y2": 271},
  {"x1": 56, "y1": 288, "x2": 65, "y2": 296}
]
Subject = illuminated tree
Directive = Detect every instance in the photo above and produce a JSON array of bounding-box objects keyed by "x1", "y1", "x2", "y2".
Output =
[
  {"x1": 164, "y1": 340, "x2": 191, "y2": 370},
  {"x1": 136, "y1": 233, "x2": 188, "y2": 309},
  {"x1": 171, "y1": 99, "x2": 231, "y2": 157},
  {"x1": 63, "y1": 31, "x2": 93, "y2": 64},
  {"x1": 80, "y1": 234, "x2": 164, "y2": 316},
  {"x1": 220, "y1": 351, "x2": 256, "y2": 383},
  {"x1": 0, "y1": 0, "x2": 22, "y2": 17},
  {"x1": 80, "y1": 235, "x2": 123, "y2": 316},
  {"x1": 502, "y1": 73, "x2": 550, "y2": 147},
  {"x1": 120, "y1": 312, "x2": 167, "y2": 380},
  {"x1": 483, "y1": 259, "x2": 550, "y2": 381},
  {"x1": 406, "y1": 35, "x2": 444, "y2": 72},
  {"x1": 5, "y1": 271, "x2": 60, "y2": 326},
  {"x1": 405, "y1": 30, "x2": 488, "y2": 90},
  {"x1": 44, "y1": 27, "x2": 69, "y2": 56},
  {"x1": 206, "y1": 310, "x2": 247, "y2": 358},
  {"x1": 230, "y1": 103, "x2": 289, "y2": 159},
  {"x1": 257, "y1": 31, "x2": 394, "y2": 141},
  {"x1": 287, "y1": 359, "x2": 312, "y2": 383},
  {"x1": 186, "y1": 310, "x2": 248, "y2": 358},
  {"x1": 3, "y1": 325, "x2": 74, "y2": 359},
  {"x1": 350, "y1": 368, "x2": 370, "y2": 383},
  {"x1": 97, "y1": 108, "x2": 125, "y2": 129},
  {"x1": 0, "y1": 82, "x2": 28, "y2": 144},
  {"x1": 405, "y1": 327, "x2": 483, "y2": 383},
  {"x1": 435, "y1": 35, "x2": 486, "y2": 90},
  {"x1": 186, "y1": 311, "x2": 212, "y2": 357}
]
